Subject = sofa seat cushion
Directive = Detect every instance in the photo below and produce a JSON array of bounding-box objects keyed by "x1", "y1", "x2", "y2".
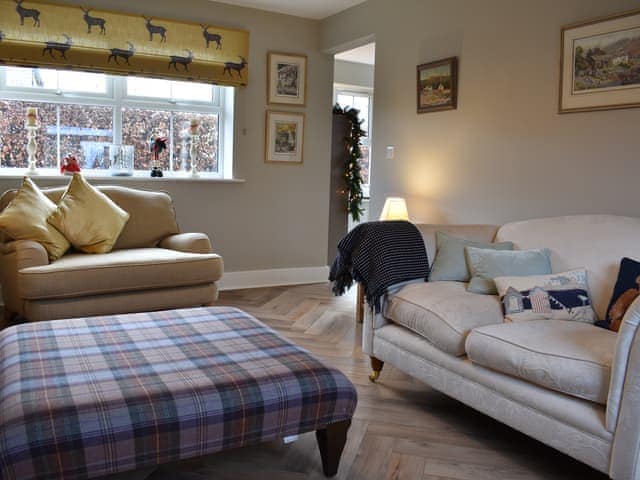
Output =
[
  {"x1": 466, "y1": 320, "x2": 617, "y2": 404},
  {"x1": 385, "y1": 281, "x2": 503, "y2": 356},
  {"x1": 18, "y1": 248, "x2": 223, "y2": 300}
]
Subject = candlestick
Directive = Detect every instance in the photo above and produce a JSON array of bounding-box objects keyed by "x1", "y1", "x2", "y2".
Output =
[
  {"x1": 25, "y1": 107, "x2": 38, "y2": 128},
  {"x1": 190, "y1": 134, "x2": 200, "y2": 178},
  {"x1": 25, "y1": 125, "x2": 39, "y2": 176},
  {"x1": 189, "y1": 118, "x2": 200, "y2": 136}
]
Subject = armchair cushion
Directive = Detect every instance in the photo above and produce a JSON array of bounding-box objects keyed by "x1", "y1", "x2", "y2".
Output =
[
  {"x1": 18, "y1": 248, "x2": 223, "y2": 300},
  {"x1": 0, "y1": 177, "x2": 69, "y2": 260},
  {"x1": 160, "y1": 233, "x2": 212, "y2": 254},
  {"x1": 467, "y1": 320, "x2": 617, "y2": 404}
]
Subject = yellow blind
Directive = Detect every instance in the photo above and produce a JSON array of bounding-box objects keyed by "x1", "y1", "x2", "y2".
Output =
[{"x1": 0, "y1": 0, "x2": 249, "y2": 86}]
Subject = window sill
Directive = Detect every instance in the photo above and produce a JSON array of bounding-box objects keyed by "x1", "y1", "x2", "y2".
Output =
[{"x1": 0, "y1": 170, "x2": 245, "y2": 184}]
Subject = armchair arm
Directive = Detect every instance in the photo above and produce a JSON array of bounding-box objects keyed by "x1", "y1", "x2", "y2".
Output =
[
  {"x1": 608, "y1": 296, "x2": 640, "y2": 479},
  {"x1": 0, "y1": 240, "x2": 49, "y2": 315},
  {"x1": 159, "y1": 233, "x2": 213, "y2": 254}
]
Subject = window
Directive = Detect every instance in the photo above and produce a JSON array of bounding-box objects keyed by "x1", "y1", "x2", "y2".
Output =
[
  {"x1": 0, "y1": 66, "x2": 234, "y2": 178},
  {"x1": 335, "y1": 88, "x2": 373, "y2": 197}
]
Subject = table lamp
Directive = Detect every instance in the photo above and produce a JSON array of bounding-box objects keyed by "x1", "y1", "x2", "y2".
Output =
[{"x1": 379, "y1": 197, "x2": 409, "y2": 221}]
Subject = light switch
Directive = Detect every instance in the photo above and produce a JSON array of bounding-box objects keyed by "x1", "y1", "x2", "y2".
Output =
[{"x1": 385, "y1": 145, "x2": 395, "y2": 160}]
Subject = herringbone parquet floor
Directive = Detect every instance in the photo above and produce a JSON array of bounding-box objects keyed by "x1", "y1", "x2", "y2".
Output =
[{"x1": 150, "y1": 283, "x2": 608, "y2": 480}]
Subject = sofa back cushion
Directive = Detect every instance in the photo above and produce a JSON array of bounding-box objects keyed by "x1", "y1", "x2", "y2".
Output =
[
  {"x1": 415, "y1": 224, "x2": 499, "y2": 265},
  {"x1": 496, "y1": 215, "x2": 640, "y2": 321},
  {"x1": 0, "y1": 185, "x2": 179, "y2": 249}
]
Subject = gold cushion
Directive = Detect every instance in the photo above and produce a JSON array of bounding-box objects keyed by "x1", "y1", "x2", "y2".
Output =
[
  {"x1": 48, "y1": 174, "x2": 130, "y2": 254},
  {"x1": 0, "y1": 177, "x2": 70, "y2": 261}
]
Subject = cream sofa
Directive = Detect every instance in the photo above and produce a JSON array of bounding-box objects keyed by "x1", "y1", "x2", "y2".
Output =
[
  {"x1": 365, "y1": 215, "x2": 640, "y2": 479},
  {"x1": 0, "y1": 185, "x2": 223, "y2": 323}
]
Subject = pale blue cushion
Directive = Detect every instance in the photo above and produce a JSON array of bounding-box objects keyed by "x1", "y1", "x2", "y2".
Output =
[
  {"x1": 429, "y1": 231, "x2": 513, "y2": 282},
  {"x1": 465, "y1": 247, "x2": 552, "y2": 295}
]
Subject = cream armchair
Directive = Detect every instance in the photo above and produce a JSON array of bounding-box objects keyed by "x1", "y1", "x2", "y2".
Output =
[{"x1": 0, "y1": 185, "x2": 223, "y2": 324}]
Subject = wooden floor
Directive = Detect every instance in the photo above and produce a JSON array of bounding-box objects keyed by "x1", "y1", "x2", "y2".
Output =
[{"x1": 147, "y1": 283, "x2": 607, "y2": 480}]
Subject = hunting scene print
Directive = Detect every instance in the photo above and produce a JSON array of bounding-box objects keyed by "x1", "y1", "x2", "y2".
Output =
[
  {"x1": 417, "y1": 57, "x2": 458, "y2": 113},
  {"x1": 573, "y1": 26, "x2": 640, "y2": 93},
  {"x1": 0, "y1": 0, "x2": 250, "y2": 86}
]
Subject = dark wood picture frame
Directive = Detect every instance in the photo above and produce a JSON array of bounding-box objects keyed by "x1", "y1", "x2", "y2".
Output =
[
  {"x1": 559, "y1": 9, "x2": 640, "y2": 113},
  {"x1": 417, "y1": 57, "x2": 458, "y2": 114}
]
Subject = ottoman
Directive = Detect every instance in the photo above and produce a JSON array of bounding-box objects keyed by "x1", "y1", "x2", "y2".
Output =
[{"x1": 0, "y1": 307, "x2": 357, "y2": 479}]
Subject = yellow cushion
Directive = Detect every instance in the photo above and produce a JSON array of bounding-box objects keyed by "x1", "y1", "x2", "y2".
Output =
[
  {"x1": 0, "y1": 177, "x2": 70, "y2": 261},
  {"x1": 48, "y1": 174, "x2": 130, "y2": 254}
]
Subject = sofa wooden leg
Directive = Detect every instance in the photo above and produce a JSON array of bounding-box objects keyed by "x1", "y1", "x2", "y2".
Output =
[
  {"x1": 369, "y1": 356, "x2": 384, "y2": 382},
  {"x1": 315, "y1": 419, "x2": 351, "y2": 477}
]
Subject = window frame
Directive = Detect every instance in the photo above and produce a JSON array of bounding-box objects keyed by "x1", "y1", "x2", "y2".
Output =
[
  {"x1": 0, "y1": 67, "x2": 233, "y2": 179},
  {"x1": 333, "y1": 84, "x2": 373, "y2": 198}
]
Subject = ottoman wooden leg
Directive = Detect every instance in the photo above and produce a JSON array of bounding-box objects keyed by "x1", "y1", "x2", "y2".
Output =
[
  {"x1": 315, "y1": 419, "x2": 351, "y2": 477},
  {"x1": 369, "y1": 356, "x2": 384, "y2": 382}
]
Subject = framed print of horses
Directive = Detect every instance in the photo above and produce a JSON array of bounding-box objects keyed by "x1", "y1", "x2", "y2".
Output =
[
  {"x1": 267, "y1": 52, "x2": 307, "y2": 106},
  {"x1": 417, "y1": 57, "x2": 458, "y2": 114},
  {"x1": 560, "y1": 9, "x2": 640, "y2": 113}
]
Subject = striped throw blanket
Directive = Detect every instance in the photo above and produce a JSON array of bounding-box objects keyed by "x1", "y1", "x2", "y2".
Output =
[
  {"x1": 0, "y1": 307, "x2": 357, "y2": 480},
  {"x1": 330, "y1": 220, "x2": 430, "y2": 312}
]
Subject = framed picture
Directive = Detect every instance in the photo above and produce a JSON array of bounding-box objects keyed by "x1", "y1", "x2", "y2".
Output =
[
  {"x1": 560, "y1": 9, "x2": 640, "y2": 113},
  {"x1": 267, "y1": 52, "x2": 307, "y2": 106},
  {"x1": 265, "y1": 111, "x2": 305, "y2": 164},
  {"x1": 416, "y1": 57, "x2": 458, "y2": 113}
]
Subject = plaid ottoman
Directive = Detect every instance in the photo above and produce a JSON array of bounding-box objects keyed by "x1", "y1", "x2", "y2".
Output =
[{"x1": 0, "y1": 307, "x2": 357, "y2": 479}]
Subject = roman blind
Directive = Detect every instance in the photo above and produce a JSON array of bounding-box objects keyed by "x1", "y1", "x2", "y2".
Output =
[{"x1": 0, "y1": 0, "x2": 249, "y2": 86}]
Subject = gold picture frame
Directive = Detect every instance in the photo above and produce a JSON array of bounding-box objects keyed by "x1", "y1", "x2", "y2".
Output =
[
  {"x1": 560, "y1": 9, "x2": 640, "y2": 113},
  {"x1": 417, "y1": 57, "x2": 458, "y2": 114},
  {"x1": 267, "y1": 51, "x2": 307, "y2": 106},
  {"x1": 265, "y1": 110, "x2": 305, "y2": 164}
]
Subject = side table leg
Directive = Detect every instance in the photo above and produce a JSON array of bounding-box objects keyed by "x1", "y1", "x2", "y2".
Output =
[
  {"x1": 356, "y1": 283, "x2": 364, "y2": 324},
  {"x1": 315, "y1": 419, "x2": 351, "y2": 477}
]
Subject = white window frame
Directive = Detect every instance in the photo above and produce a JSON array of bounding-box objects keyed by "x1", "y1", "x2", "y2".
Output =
[
  {"x1": 334, "y1": 84, "x2": 373, "y2": 198},
  {"x1": 0, "y1": 67, "x2": 234, "y2": 179}
]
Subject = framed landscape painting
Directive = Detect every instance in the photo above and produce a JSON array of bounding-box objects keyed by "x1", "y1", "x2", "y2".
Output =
[
  {"x1": 265, "y1": 111, "x2": 305, "y2": 164},
  {"x1": 268, "y1": 52, "x2": 307, "y2": 106},
  {"x1": 417, "y1": 57, "x2": 458, "y2": 113},
  {"x1": 560, "y1": 9, "x2": 640, "y2": 113}
]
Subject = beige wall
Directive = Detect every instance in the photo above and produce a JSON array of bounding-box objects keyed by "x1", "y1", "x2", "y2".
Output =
[
  {"x1": 334, "y1": 60, "x2": 375, "y2": 89},
  {"x1": 0, "y1": 0, "x2": 334, "y2": 272},
  {"x1": 322, "y1": 0, "x2": 640, "y2": 225}
]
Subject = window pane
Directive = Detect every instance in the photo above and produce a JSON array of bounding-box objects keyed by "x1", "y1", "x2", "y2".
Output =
[
  {"x1": 0, "y1": 101, "x2": 57, "y2": 169},
  {"x1": 126, "y1": 77, "x2": 171, "y2": 99},
  {"x1": 5, "y1": 67, "x2": 58, "y2": 89},
  {"x1": 171, "y1": 81, "x2": 213, "y2": 102},
  {"x1": 59, "y1": 104, "x2": 113, "y2": 169},
  {"x1": 337, "y1": 94, "x2": 354, "y2": 108},
  {"x1": 122, "y1": 108, "x2": 171, "y2": 171},
  {"x1": 353, "y1": 95, "x2": 370, "y2": 132},
  {"x1": 172, "y1": 112, "x2": 219, "y2": 172},
  {"x1": 58, "y1": 71, "x2": 107, "y2": 94}
]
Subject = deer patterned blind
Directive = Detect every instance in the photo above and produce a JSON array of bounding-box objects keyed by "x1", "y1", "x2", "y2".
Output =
[{"x1": 0, "y1": 0, "x2": 249, "y2": 86}]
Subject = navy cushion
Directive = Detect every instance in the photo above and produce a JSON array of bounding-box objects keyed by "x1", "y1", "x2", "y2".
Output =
[{"x1": 598, "y1": 257, "x2": 640, "y2": 332}]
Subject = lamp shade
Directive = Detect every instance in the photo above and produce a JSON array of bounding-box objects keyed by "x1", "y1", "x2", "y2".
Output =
[{"x1": 379, "y1": 197, "x2": 409, "y2": 221}]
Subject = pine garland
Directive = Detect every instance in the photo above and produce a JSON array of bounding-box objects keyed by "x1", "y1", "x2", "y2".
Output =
[{"x1": 333, "y1": 104, "x2": 365, "y2": 222}]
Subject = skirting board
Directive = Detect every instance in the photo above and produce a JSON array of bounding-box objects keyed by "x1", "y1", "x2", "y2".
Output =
[{"x1": 218, "y1": 266, "x2": 330, "y2": 291}]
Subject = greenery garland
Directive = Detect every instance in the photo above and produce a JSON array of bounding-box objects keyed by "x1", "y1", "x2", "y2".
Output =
[{"x1": 333, "y1": 104, "x2": 365, "y2": 222}]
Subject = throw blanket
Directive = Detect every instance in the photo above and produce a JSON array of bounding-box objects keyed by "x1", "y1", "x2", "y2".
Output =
[
  {"x1": 330, "y1": 220, "x2": 430, "y2": 312},
  {"x1": 0, "y1": 307, "x2": 357, "y2": 480}
]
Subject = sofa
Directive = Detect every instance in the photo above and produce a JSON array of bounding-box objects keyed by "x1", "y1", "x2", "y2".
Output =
[
  {"x1": 364, "y1": 215, "x2": 640, "y2": 479},
  {"x1": 0, "y1": 185, "x2": 223, "y2": 324}
]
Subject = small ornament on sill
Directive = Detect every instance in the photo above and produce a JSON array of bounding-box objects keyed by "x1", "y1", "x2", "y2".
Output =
[
  {"x1": 149, "y1": 134, "x2": 168, "y2": 178},
  {"x1": 60, "y1": 155, "x2": 81, "y2": 175}
]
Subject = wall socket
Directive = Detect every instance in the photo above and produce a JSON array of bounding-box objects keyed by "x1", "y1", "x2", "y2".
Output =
[{"x1": 385, "y1": 145, "x2": 395, "y2": 160}]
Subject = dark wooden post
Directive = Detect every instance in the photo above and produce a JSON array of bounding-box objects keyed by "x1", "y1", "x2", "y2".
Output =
[{"x1": 315, "y1": 419, "x2": 351, "y2": 477}]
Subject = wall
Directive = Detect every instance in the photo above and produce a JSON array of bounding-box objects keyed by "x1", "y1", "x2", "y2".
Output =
[
  {"x1": 0, "y1": 0, "x2": 334, "y2": 278},
  {"x1": 334, "y1": 60, "x2": 374, "y2": 89},
  {"x1": 322, "y1": 0, "x2": 640, "y2": 225}
]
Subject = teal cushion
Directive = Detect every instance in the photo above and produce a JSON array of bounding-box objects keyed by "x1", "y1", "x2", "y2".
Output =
[
  {"x1": 429, "y1": 231, "x2": 513, "y2": 282},
  {"x1": 465, "y1": 247, "x2": 552, "y2": 295}
]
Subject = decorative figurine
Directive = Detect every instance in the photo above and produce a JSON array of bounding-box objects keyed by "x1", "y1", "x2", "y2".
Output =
[
  {"x1": 149, "y1": 134, "x2": 168, "y2": 178},
  {"x1": 60, "y1": 155, "x2": 81, "y2": 175}
]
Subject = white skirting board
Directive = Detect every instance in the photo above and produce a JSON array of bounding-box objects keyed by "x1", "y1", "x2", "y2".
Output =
[{"x1": 218, "y1": 266, "x2": 330, "y2": 291}]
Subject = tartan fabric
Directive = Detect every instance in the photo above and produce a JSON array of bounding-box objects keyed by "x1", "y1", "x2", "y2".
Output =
[{"x1": 0, "y1": 307, "x2": 357, "y2": 480}]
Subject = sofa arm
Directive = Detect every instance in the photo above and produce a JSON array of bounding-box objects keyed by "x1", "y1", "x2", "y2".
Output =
[
  {"x1": 0, "y1": 240, "x2": 49, "y2": 315},
  {"x1": 609, "y1": 296, "x2": 640, "y2": 479},
  {"x1": 159, "y1": 233, "x2": 213, "y2": 254}
]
